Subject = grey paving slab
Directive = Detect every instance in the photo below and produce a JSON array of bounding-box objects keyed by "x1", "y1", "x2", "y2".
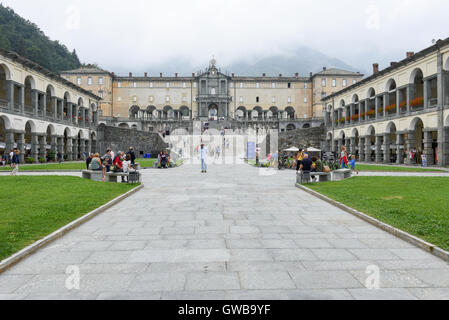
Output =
[{"x1": 1, "y1": 164, "x2": 449, "y2": 300}]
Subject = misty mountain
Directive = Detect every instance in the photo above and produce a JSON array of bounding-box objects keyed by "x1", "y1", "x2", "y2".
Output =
[{"x1": 114, "y1": 46, "x2": 364, "y2": 78}]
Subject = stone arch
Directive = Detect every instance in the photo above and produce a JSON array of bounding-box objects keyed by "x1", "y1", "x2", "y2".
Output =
[
  {"x1": 24, "y1": 76, "x2": 35, "y2": 110},
  {"x1": 118, "y1": 123, "x2": 130, "y2": 129},
  {"x1": 0, "y1": 114, "x2": 13, "y2": 131},
  {"x1": 236, "y1": 106, "x2": 246, "y2": 118},
  {"x1": 0, "y1": 63, "x2": 11, "y2": 80},
  {"x1": 131, "y1": 124, "x2": 138, "y2": 130},
  {"x1": 339, "y1": 130, "x2": 346, "y2": 139},
  {"x1": 302, "y1": 123, "x2": 311, "y2": 129},
  {"x1": 24, "y1": 119, "x2": 37, "y2": 134},
  {"x1": 285, "y1": 106, "x2": 295, "y2": 119},
  {"x1": 64, "y1": 92, "x2": 71, "y2": 103},
  {"x1": 129, "y1": 105, "x2": 140, "y2": 119},
  {"x1": 327, "y1": 132, "x2": 333, "y2": 140},
  {"x1": 163, "y1": 105, "x2": 174, "y2": 119},
  {"x1": 339, "y1": 99, "x2": 345, "y2": 108},
  {"x1": 45, "y1": 124, "x2": 55, "y2": 145},
  {"x1": 445, "y1": 114, "x2": 449, "y2": 126},
  {"x1": 179, "y1": 106, "x2": 190, "y2": 118},
  {"x1": 386, "y1": 121, "x2": 397, "y2": 134},
  {"x1": 45, "y1": 85, "x2": 55, "y2": 114},
  {"x1": 366, "y1": 125, "x2": 376, "y2": 137},
  {"x1": 367, "y1": 87, "x2": 376, "y2": 98},
  {"x1": 351, "y1": 128, "x2": 359, "y2": 138},
  {"x1": 386, "y1": 79, "x2": 397, "y2": 92},
  {"x1": 352, "y1": 94, "x2": 359, "y2": 103},
  {"x1": 64, "y1": 127, "x2": 72, "y2": 138},
  {"x1": 409, "y1": 117, "x2": 425, "y2": 132},
  {"x1": 286, "y1": 124, "x2": 296, "y2": 131},
  {"x1": 327, "y1": 104, "x2": 333, "y2": 112},
  {"x1": 409, "y1": 68, "x2": 424, "y2": 84},
  {"x1": 24, "y1": 75, "x2": 36, "y2": 90},
  {"x1": 444, "y1": 56, "x2": 449, "y2": 71},
  {"x1": 78, "y1": 97, "x2": 84, "y2": 108}
]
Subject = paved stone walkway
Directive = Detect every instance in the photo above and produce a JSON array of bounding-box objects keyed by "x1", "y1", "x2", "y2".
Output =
[{"x1": 1, "y1": 164, "x2": 449, "y2": 300}]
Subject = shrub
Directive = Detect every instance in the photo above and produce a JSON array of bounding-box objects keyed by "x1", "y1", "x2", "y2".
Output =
[
  {"x1": 48, "y1": 150, "x2": 56, "y2": 161},
  {"x1": 25, "y1": 157, "x2": 35, "y2": 164},
  {"x1": 39, "y1": 157, "x2": 46, "y2": 164}
]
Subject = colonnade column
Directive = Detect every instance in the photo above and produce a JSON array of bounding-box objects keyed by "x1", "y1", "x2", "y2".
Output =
[
  {"x1": 50, "y1": 135, "x2": 57, "y2": 161},
  {"x1": 30, "y1": 133, "x2": 39, "y2": 163},
  {"x1": 396, "y1": 134, "x2": 405, "y2": 164},
  {"x1": 375, "y1": 135, "x2": 382, "y2": 163},
  {"x1": 72, "y1": 138, "x2": 78, "y2": 161},
  {"x1": 80, "y1": 139, "x2": 86, "y2": 159},
  {"x1": 5, "y1": 130, "x2": 15, "y2": 155},
  {"x1": 66, "y1": 138, "x2": 73, "y2": 161},
  {"x1": 350, "y1": 137, "x2": 356, "y2": 156},
  {"x1": 57, "y1": 137, "x2": 64, "y2": 161},
  {"x1": 404, "y1": 132, "x2": 415, "y2": 165},
  {"x1": 365, "y1": 138, "x2": 372, "y2": 162},
  {"x1": 358, "y1": 137, "x2": 365, "y2": 162},
  {"x1": 16, "y1": 132, "x2": 25, "y2": 164},
  {"x1": 38, "y1": 135, "x2": 46, "y2": 161},
  {"x1": 7, "y1": 81, "x2": 14, "y2": 112},
  {"x1": 423, "y1": 131, "x2": 434, "y2": 165},
  {"x1": 383, "y1": 134, "x2": 390, "y2": 164},
  {"x1": 439, "y1": 127, "x2": 449, "y2": 166}
]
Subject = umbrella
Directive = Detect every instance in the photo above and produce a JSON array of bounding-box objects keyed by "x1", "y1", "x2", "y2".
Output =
[
  {"x1": 307, "y1": 147, "x2": 321, "y2": 152},
  {"x1": 283, "y1": 147, "x2": 300, "y2": 152}
]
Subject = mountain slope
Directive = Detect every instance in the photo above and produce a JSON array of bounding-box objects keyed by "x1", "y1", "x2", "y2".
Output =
[{"x1": 0, "y1": 4, "x2": 81, "y2": 73}]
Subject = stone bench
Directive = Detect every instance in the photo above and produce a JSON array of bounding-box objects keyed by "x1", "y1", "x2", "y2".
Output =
[
  {"x1": 332, "y1": 169, "x2": 352, "y2": 181},
  {"x1": 296, "y1": 171, "x2": 331, "y2": 184},
  {"x1": 106, "y1": 171, "x2": 141, "y2": 183},
  {"x1": 82, "y1": 170, "x2": 104, "y2": 182}
]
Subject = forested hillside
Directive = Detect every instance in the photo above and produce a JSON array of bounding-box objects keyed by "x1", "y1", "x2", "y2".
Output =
[{"x1": 0, "y1": 4, "x2": 81, "y2": 73}]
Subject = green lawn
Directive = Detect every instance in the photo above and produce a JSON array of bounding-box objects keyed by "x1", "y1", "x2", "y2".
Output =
[
  {"x1": 0, "y1": 176, "x2": 137, "y2": 261},
  {"x1": 306, "y1": 177, "x2": 449, "y2": 251},
  {"x1": 0, "y1": 162, "x2": 86, "y2": 171},
  {"x1": 136, "y1": 158, "x2": 157, "y2": 168},
  {"x1": 356, "y1": 164, "x2": 444, "y2": 172}
]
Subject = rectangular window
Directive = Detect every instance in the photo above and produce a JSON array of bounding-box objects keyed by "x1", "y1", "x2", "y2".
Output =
[
  {"x1": 288, "y1": 83, "x2": 291, "y2": 89},
  {"x1": 240, "y1": 83, "x2": 243, "y2": 88},
  {"x1": 99, "y1": 77, "x2": 103, "y2": 85},
  {"x1": 332, "y1": 79, "x2": 336, "y2": 87},
  {"x1": 272, "y1": 83, "x2": 276, "y2": 89},
  {"x1": 321, "y1": 92, "x2": 327, "y2": 99},
  {"x1": 256, "y1": 97, "x2": 260, "y2": 103},
  {"x1": 182, "y1": 96, "x2": 187, "y2": 102},
  {"x1": 99, "y1": 92, "x2": 103, "y2": 98},
  {"x1": 304, "y1": 83, "x2": 308, "y2": 89},
  {"x1": 133, "y1": 82, "x2": 137, "y2": 88},
  {"x1": 272, "y1": 97, "x2": 276, "y2": 103},
  {"x1": 256, "y1": 82, "x2": 260, "y2": 89},
  {"x1": 230, "y1": 82, "x2": 234, "y2": 88},
  {"x1": 353, "y1": 79, "x2": 357, "y2": 85},
  {"x1": 342, "y1": 79, "x2": 347, "y2": 87},
  {"x1": 118, "y1": 82, "x2": 121, "y2": 88},
  {"x1": 150, "y1": 82, "x2": 153, "y2": 88},
  {"x1": 166, "y1": 96, "x2": 170, "y2": 102},
  {"x1": 288, "y1": 97, "x2": 292, "y2": 103},
  {"x1": 183, "y1": 82, "x2": 186, "y2": 88},
  {"x1": 133, "y1": 96, "x2": 137, "y2": 102},
  {"x1": 304, "y1": 97, "x2": 308, "y2": 103},
  {"x1": 117, "y1": 96, "x2": 121, "y2": 102},
  {"x1": 239, "y1": 96, "x2": 244, "y2": 103},
  {"x1": 193, "y1": 82, "x2": 197, "y2": 88},
  {"x1": 211, "y1": 88, "x2": 216, "y2": 95},
  {"x1": 77, "y1": 77, "x2": 82, "y2": 85},
  {"x1": 88, "y1": 77, "x2": 92, "y2": 85},
  {"x1": 321, "y1": 78, "x2": 326, "y2": 87},
  {"x1": 166, "y1": 82, "x2": 170, "y2": 88}
]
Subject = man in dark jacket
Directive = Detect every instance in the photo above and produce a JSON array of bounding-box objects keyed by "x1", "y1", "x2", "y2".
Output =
[
  {"x1": 11, "y1": 149, "x2": 20, "y2": 176},
  {"x1": 128, "y1": 147, "x2": 136, "y2": 166}
]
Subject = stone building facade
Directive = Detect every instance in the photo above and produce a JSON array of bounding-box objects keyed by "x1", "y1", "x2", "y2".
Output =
[
  {"x1": 62, "y1": 59, "x2": 362, "y2": 133},
  {"x1": 0, "y1": 48, "x2": 101, "y2": 163},
  {"x1": 322, "y1": 37, "x2": 449, "y2": 166}
]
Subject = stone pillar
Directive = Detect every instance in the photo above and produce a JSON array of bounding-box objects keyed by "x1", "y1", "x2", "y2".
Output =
[
  {"x1": 50, "y1": 135, "x2": 57, "y2": 161},
  {"x1": 42, "y1": 94, "x2": 47, "y2": 118},
  {"x1": 7, "y1": 81, "x2": 14, "y2": 111},
  {"x1": 359, "y1": 137, "x2": 365, "y2": 162},
  {"x1": 350, "y1": 137, "x2": 356, "y2": 156},
  {"x1": 383, "y1": 93, "x2": 388, "y2": 118},
  {"x1": 396, "y1": 134, "x2": 405, "y2": 164},
  {"x1": 52, "y1": 98, "x2": 57, "y2": 121},
  {"x1": 19, "y1": 85, "x2": 25, "y2": 113},
  {"x1": 375, "y1": 135, "x2": 382, "y2": 163},
  {"x1": 439, "y1": 127, "x2": 449, "y2": 166},
  {"x1": 66, "y1": 138, "x2": 73, "y2": 161},
  {"x1": 404, "y1": 132, "x2": 415, "y2": 165},
  {"x1": 5, "y1": 130, "x2": 15, "y2": 155},
  {"x1": 16, "y1": 132, "x2": 25, "y2": 164},
  {"x1": 337, "y1": 138, "x2": 343, "y2": 154},
  {"x1": 72, "y1": 138, "x2": 78, "y2": 161},
  {"x1": 30, "y1": 133, "x2": 39, "y2": 163},
  {"x1": 32, "y1": 90, "x2": 38, "y2": 116},
  {"x1": 57, "y1": 137, "x2": 64, "y2": 161},
  {"x1": 365, "y1": 137, "x2": 372, "y2": 162},
  {"x1": 375, "y1": 96, "x2": 380, "y2": 120},
  {"x1": 423, "y1": 79, "x2": 429, "y2": 109},
  {"x1": 68, "y1": 102, "x2": 73, "y2": 124},
  {"x1": 383, "y1": 134, "x2": 390, "y2": 164},
  {"x1": 406, "y1": 85, "x2": 411, "y2": 114},
  {"x1": 80, "y1": 139, "x2": 86, "y2": 159},
  {"x1": 423, "y1": 131, "x2": 434, "y2": 166},
  {"x1": 38, "y1": 135, "x2": 46, "y2": 161},
  {"x1": 87, "y1": 139, "x2": 92, "y2": 155}
]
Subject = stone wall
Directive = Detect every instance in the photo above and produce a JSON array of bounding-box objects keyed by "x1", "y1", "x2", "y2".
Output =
[
  {"x1": 278, "y1": 126, "x2": 326, "y2": 151},
  {"x1": 96, "y1": 124, "x2": 168, "y2": 157}
]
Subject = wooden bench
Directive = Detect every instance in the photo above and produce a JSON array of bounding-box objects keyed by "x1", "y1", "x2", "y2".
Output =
[
  {"x1": 332, "y1": 169, "x2": 352, "y2": 181},
  {"x1": 82, "y1": 170, "x2": 104, "y2": 182}
]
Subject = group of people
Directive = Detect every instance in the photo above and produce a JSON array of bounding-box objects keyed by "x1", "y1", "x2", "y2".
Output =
[
  {"x1": 157, "y1": 151, "x2": 171, "y2": 169},
  {"x1": 339, "y1": 146, "x2": 359, "y2": 174},
  {"x1": 2, "y1": 149, "x2": 21, "y2": 175},
  {"x1": 295, "y1": 151, "x2": 325, "y2": 182},
  {"x1": 87, "y1": 147, "x2": 137, "y2": 182}
]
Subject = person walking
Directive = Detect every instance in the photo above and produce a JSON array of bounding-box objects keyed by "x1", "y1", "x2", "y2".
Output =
[
  {"x1": 200, "y1": 144, "x2": 208, "y2": 173},
  {"x1": 86, "y1": 153, "x2": 93, "y2": 170},
  {"x1": 1, "y1": 151, "x2": 6, "y2": 166},
  {"x1": 11, "y1": 149, "x2": 20, "y2": 176},
  {"x1": 127, "y1": 147, "x2": 136, "y2": 166}
]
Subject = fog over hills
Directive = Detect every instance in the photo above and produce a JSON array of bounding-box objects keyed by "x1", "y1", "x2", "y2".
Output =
[{"x1": 111, "y1": 46, "x2": 365, "y2": 78}]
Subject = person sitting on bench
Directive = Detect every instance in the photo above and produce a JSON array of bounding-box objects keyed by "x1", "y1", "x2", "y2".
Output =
[{"x1": 297, "y1": 153, "x2": 313, "y2": 183}]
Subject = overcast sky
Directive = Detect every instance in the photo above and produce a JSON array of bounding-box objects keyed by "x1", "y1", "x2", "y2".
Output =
[{"x1": 2, "y1": 0, "x2": 449, "y2": 75}]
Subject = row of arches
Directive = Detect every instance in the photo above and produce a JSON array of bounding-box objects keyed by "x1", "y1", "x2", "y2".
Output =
[
  {"x1": 327, "y1": 67, "x2": 440, "y2": 127},
  {"x1": 235, "y1": 106, "x2": 296, "y2": 120},
  {"x1": 0, "y1": 114, "x2": 96, "y2": 163},
  {"x1": 0, "y1": 64, "x2": 98, "y2": 126},
  {"x1": 129, "y1": 105, "x2": 191, "y2": 120},
  {"x1": 326, "y1": 116, "x2": 445, "y2": 166}
]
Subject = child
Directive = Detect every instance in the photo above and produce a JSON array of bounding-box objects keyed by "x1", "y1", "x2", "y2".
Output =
[{"x1": 349, "y1": 155, "x2": 359, "y2": 175}]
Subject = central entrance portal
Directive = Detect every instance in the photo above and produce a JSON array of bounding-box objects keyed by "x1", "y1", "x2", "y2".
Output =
[{"x1": 208, "y1": 104, "x2": 218, "y2": 120}]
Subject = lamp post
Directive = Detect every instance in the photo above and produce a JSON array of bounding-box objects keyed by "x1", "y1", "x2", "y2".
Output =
[{"x1": 256, "y1": 124, "x2": 260, "y2": 166}]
